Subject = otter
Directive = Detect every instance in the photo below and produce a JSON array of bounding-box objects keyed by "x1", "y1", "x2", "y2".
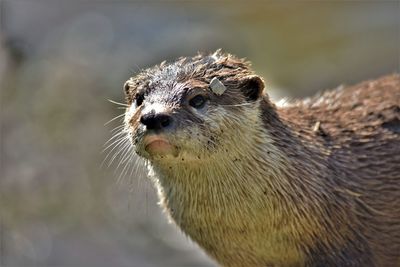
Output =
[{"x1": 122, "y1": 51, "x2": 400, "y2": 267}]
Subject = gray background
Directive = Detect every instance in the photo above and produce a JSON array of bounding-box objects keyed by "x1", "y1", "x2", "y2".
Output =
[{"x1": 1, "y1": 1, "x2": 399, "y2": 266}]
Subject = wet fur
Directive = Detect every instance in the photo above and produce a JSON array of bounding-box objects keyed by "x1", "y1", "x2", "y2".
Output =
[{"x1": 123, "y1": 51, "x2": 400, "y2": 267}]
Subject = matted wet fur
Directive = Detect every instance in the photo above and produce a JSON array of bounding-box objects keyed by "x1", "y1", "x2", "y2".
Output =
[{"x1": 122, "y1": 50, "x2": 400, "y2": 267}]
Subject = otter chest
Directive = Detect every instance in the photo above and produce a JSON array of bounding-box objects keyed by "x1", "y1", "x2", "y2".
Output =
[{"x1": 156, "y1": 170, "x2": 306, "y2": 267}]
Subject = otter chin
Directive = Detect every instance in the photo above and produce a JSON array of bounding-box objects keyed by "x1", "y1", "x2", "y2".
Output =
[
  {"x1": 122, "y1": 50, "x2": 400, "y2": 267},
  {"x1": 143, "y1": 135, "x2": 176, "y2": 157}
]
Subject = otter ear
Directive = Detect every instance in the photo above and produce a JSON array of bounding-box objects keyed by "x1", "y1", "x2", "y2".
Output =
[
  {"x1": 123, "y1": 80, "x2": 131, "y2": 96},
  {"x1": 240, "y1": 75, "x2": 265, "y2": 101}
]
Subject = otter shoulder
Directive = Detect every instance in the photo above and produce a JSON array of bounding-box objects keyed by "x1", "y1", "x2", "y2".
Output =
[{"x1": 275, "y1": 74, "x2": 400, "y2": 141}]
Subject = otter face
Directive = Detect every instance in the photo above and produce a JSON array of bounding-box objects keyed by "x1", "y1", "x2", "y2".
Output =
[{"x1": 123, "y1": 51, "x2": 265, "y2": 163}]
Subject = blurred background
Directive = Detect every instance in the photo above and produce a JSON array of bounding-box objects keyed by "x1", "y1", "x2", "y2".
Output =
[{"x1": 0, "y1": 1, "x2": 399, "y2": 266}]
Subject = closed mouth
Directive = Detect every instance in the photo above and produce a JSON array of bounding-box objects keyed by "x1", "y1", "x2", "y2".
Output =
[{"x1": 143, "y1": 135, "x2": 176, "y2": 156}]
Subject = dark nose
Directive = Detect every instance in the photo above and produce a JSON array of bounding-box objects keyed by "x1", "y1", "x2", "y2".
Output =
[{"x1": 140, "y1": 112, "x2": 173, "y2": 130}]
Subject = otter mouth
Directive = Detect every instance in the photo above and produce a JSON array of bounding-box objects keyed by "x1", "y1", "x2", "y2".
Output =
[{"x1": 143, "y1": 134, "x2": 178, "y2": 157}]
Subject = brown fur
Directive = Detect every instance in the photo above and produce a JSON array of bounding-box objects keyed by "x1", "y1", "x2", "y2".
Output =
[{"x1": 123, "y1": 51, "x2": 400, "y2": 267}]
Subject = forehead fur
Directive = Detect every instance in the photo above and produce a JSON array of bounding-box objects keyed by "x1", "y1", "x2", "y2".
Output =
[{"x1": 125, "y1": 50, "x2": 254, "y2": 102}]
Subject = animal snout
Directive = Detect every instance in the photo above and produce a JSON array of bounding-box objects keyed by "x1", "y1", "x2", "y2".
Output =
[{"x1": 140, "y1": 112, "x2": 173, "y2": 131}]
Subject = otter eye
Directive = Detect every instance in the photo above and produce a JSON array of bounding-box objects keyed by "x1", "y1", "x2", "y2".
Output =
[
  {"x1": 189, "y1": 95, "x2": 207, "y2": 109},
  {"x1": 135, "y1": 94, "x2": 144, "y2": 106}
]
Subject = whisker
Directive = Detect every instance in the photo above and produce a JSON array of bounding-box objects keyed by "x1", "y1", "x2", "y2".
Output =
[
  {"x1": 103, "y1": 132, "x2": 125, "y2": 148},
  {"x1": 128, "y1": 156, "x2": 141, "y2": 183},
  {"x1": 109, "y1": 123, "x2": 125, "y2": 131},
  {"x1": 117, "y1": 151, "x2": 135, "y2": 184},
  {"x1": 117, "y1": 154, "x2": 134, "y2": 185},
  {"x1": 219, "y1": 102, "x2": 253, "y2": 107},
  {"x1": 110, "y1": 125, "x2": 126, "y2": 134},
  {"x1": 130, "y1": 156, "x2": 146, "y2": 182},
  {"x1": 115, "y1": 150, "x2": 131, "y2": 184},
  {"x1": 102, "y1": 137, "x2": 129, "y2": 167},
  {"x1": 116, "y1": 142, "x2": 133, "y2": 170},
  {"x1": 129, "y1": 64, "x2": 142, "y2": 74},
  {"x1": 107, "y1": 138, "x2": 131, "y2": 167},
  {"x1": 107, "y1": 99, "x2": 129, "y2": 107},
  {"x1": 100, "y1": 141, "x2": 123, "y2": 167},
  {"x1": 104, "y1": 113, "x2": 126, "y2": 126},
  {"x1": 102, "y1": 134, "x2": 127, "y2": 152}
]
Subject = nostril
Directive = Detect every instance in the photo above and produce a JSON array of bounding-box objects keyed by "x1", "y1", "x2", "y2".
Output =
[
  {"x1": 160, "y1": 115, "x2": 171, "y2": 128},
  {"x1": 140, "y1": 113, "x2": 173, "y2": 130},
  {"x1": 140, "y1": 115, "x2": 149, "y2": 125}
]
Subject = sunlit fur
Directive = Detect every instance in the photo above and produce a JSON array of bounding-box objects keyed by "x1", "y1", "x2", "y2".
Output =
[{"x1": 122, "y1": 51, "x2": 400, "y2": 267}]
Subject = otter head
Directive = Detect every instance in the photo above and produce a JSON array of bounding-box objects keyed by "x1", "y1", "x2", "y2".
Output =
[{"x1": 124, "y1": 51, "x2": 267, "y2": 166}]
